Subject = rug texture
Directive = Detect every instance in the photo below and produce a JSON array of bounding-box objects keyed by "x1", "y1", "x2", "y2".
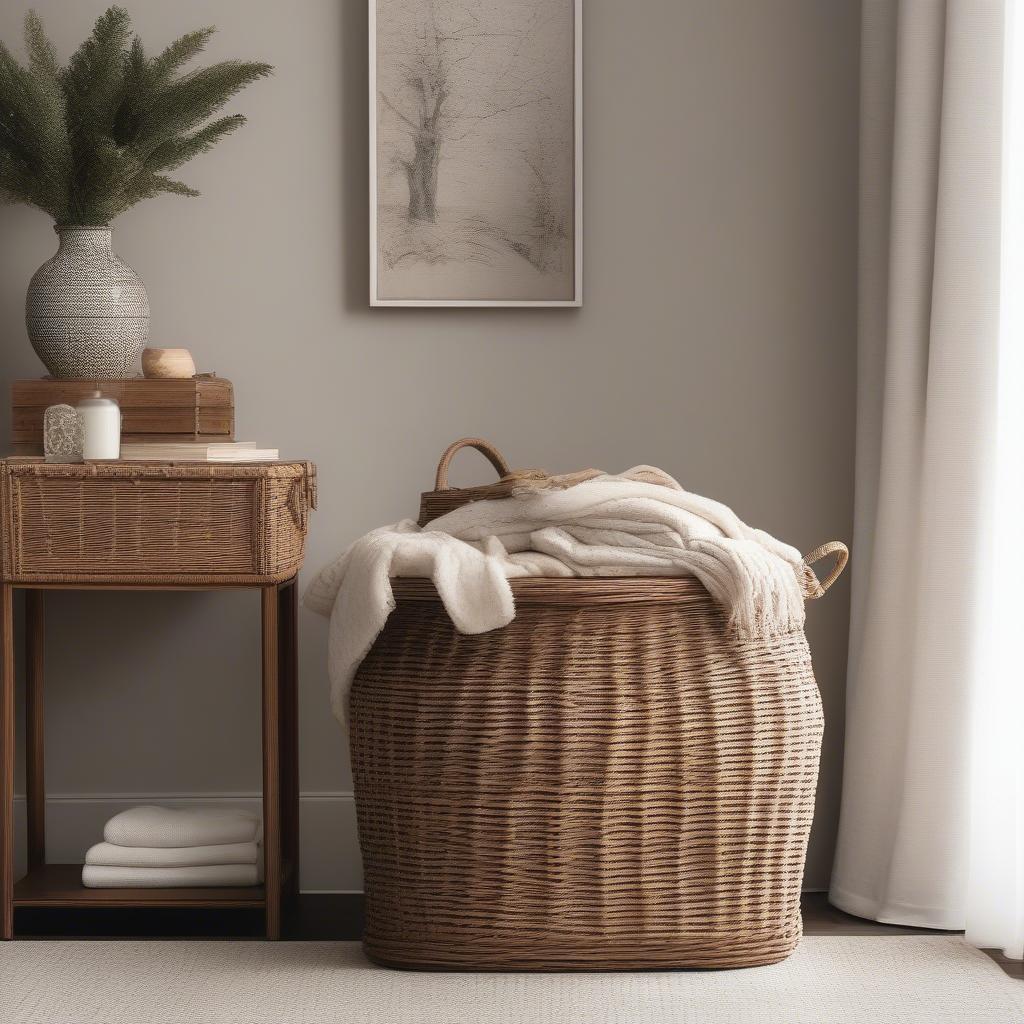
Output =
[{"x1": 1, "y1": 936, "x2": 1021, "y2": 1024}]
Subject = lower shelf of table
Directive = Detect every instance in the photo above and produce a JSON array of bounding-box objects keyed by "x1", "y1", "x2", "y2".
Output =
[{"x1": 13, "y1": 864, "x2": 266, "y2": 909}]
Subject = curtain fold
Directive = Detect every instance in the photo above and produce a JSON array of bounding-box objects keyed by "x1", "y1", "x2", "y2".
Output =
[{"x1": 830, "y1": 0, "x2": 1004, "y2": 935}]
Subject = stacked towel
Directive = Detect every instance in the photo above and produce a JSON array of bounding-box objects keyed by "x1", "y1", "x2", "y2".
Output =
[{"x1": 82, "y1": 806, "x2": 262, "y2": 888}]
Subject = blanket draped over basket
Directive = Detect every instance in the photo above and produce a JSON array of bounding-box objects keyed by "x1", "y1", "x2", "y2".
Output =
[
  {"x1": 314, "y1": 439, "x2": 848, "y2": 971},
  {"x1": 305, "y1": 447, "x2": 844, "y2": 723}
]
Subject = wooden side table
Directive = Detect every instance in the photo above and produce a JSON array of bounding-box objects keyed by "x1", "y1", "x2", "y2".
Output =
[{"x1": 0, "y1": 458, "x2": 316, "y2": 940}]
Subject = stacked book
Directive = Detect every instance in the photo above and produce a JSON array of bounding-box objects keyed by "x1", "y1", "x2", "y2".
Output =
[
  {"x1": 82, "y1": 806, "x2": 262, "y2": 888},
  {"x1": 119, "y1": 441, "x2": 279, "y2": 462}
]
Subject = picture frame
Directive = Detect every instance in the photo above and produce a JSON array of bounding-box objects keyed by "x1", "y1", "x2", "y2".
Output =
[{"x1": 369, "y1": 0, "x2": 582, "y2": 307}]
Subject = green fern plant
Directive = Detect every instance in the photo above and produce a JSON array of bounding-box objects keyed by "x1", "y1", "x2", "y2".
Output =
[{"x1": 0, "y1": 7, "x2": 272, "y2": 225}]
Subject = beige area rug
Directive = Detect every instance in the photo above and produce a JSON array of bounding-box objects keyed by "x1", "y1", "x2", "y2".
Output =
[{"x1": 1, "y1": 937, "x2": 1022, "y2": 1024}]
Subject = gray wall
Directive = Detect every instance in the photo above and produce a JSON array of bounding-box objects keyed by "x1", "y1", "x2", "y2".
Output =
[{"x1": 0, "y1": 0, "x2": 859, "y2": 890}]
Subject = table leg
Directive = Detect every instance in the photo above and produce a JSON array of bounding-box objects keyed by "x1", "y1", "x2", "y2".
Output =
[
  {"x1": 279, "y1": 579, "x2": 300, "y2": 906},
  {"x1": 262, "y1": 586, "x2": 281, "y2": 940},
  {"x1": 25, "y1": 591, "x2": 44, "y2": 870},
  {"x1": 0, "y1": 585, "x2": 14, "y2": 940}
]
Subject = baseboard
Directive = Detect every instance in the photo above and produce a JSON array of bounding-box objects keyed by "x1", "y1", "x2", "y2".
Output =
[{"x1": 11, "y1": 792, "x2": 363, "y2": 893}]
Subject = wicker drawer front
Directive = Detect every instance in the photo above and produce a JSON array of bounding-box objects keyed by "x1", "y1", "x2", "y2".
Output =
[
  {"x1": 0, "y1": 460, "x2": 315, "y2": 584},
  {"x1": 14, "y1": 477, "x2": 256, "y2": 576}
]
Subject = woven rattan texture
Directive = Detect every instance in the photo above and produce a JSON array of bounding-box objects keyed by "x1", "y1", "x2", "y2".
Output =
[
  {"x1": 350, "y1": 583, "x2": 824, "y2": 970},
  {"x1": 418, "y1": 484, "x2": 516, "y2": 526},
  {"x1": 417, "y1": 437, "x2": 531, "y2": 525},
  {"x1": 0, "y1": 459, "x2": 316, "y2": 585}
]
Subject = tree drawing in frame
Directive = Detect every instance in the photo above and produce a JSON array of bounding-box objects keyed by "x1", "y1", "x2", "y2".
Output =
[{"x1": 371, "y1": 0, "x2": 581, "y2": 305}]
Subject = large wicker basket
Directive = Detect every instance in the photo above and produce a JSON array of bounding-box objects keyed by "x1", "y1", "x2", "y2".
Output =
[
  {"x1": 351, "y1": 440, "x2": 847, "y2": 971},
  {"x1": 0, "y1": 458, "x2": 316, "y2": 585}
]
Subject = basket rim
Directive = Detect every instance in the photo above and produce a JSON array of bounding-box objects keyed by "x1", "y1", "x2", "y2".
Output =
[{"x1": 390, "y1": 575, "x2": 713, "y2": 606}]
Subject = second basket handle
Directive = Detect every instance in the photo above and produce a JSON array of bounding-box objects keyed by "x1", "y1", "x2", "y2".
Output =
[
  {"x1": 435, "y1": 438, "x2": 513, "y2": 490},
  {"x1": 802, "y1": 541, "x2": 850, "y2": 599}
]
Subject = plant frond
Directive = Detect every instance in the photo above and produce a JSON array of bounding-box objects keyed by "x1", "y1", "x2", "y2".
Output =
[
  {"x1": 24, "y1": 11, "x2": 59, "y2": 80},
  {"x1": 123, "y1": 35, "x2": 147, "y2": 91},
  {"x1": 135, "y1": 61, "x2": 272, "y2": 147},
  {"x1": 0, "y1": 36, "x2": 68, "y2": 218},
  {"x1": 0, "y1": 9, "x2": 271, "y2": 224},
  {"x1": 112, "y1": 171, "x2": 199, "y2": 218},
  {"x1": 0, "y1": 149, "x2": 41, "y2": 211},
  {"x1": 142, "y1": 113, "x2": 245, "y2": 173},
  {"x1": 61, "y1": 6, "x2": 132, "y2": 137},
  {"x1": 144, "y1": 174, "x2": 199, "y2": 197},
  {"x1": 150, "y1": 27, "x2": 216, "y2": 81}
]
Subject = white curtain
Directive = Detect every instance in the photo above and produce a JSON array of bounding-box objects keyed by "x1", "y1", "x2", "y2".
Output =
[
  {"x1": 966, "y1": 0, "x2": 1024, "y2": 959},
  {"x1": 830, "y1": 0, "x2": 1024, "y2": 958}
]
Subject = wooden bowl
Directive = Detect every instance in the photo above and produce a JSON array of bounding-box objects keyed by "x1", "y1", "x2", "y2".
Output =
[{"x1": 142, "y1": 348, "x2": 196, "y2": 379}]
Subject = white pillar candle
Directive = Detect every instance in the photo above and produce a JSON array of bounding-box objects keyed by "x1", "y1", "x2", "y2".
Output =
[{"x1": 77, "y1": 391, "x2": 121, "y2": 460}]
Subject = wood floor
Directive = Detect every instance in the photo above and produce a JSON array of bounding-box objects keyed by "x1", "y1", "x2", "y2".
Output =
[{"x1": 11, "y1": 892, "x2": 1022, "y2": 980}]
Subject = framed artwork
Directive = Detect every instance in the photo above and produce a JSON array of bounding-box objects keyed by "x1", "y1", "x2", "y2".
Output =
[{"x1": 369, "y1": 0, "x2": 582, "y2": 307}]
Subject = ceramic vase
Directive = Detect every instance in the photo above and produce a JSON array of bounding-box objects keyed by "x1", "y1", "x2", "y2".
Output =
[{"x1": 26, "y1": 225, "x2": 150, "y2": 379}]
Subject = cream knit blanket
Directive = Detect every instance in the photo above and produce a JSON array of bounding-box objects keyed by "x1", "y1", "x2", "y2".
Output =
[{"x1": 306, "y1": 467, "x2": 810, "y2": 725}]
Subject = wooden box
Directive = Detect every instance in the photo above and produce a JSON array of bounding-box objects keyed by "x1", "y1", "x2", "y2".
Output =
[{"x1": 11, "y1": 377, "x2": 234, "y2": 453}]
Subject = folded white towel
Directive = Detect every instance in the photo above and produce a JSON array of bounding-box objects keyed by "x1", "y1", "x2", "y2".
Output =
[
  {"x1": 81, "y1": 864, "x2": 259, "y2": 888},
  {"x1": 103, "y1": 806, "x2": 260, "y2": 849},
  {"x1": 85, "y1": 840, "x2": 259, "y2": 869},
  {"x1": 304, "y1": 467, "x2": 810, "y2": 724}
]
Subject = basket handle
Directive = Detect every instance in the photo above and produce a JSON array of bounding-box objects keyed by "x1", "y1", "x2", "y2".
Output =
[
  {"x1": 435, "y1": 438, "x2": 513, "y2": 490},
  {"x1": 802, "y1": 541, "x2": 849, "y2": 599}
]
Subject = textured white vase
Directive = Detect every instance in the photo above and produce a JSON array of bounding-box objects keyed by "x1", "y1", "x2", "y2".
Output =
[{"x1": 26, "y1": 225, "x2": 150, "y2": 379}]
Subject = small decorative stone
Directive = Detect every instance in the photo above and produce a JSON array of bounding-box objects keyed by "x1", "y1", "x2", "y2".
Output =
[
  {"x1": 142, "y1": 347, "x2": 196, "y2": 379},
  {"x1": 43, "y1": 404, "x2": 84, "y2": 463}
]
